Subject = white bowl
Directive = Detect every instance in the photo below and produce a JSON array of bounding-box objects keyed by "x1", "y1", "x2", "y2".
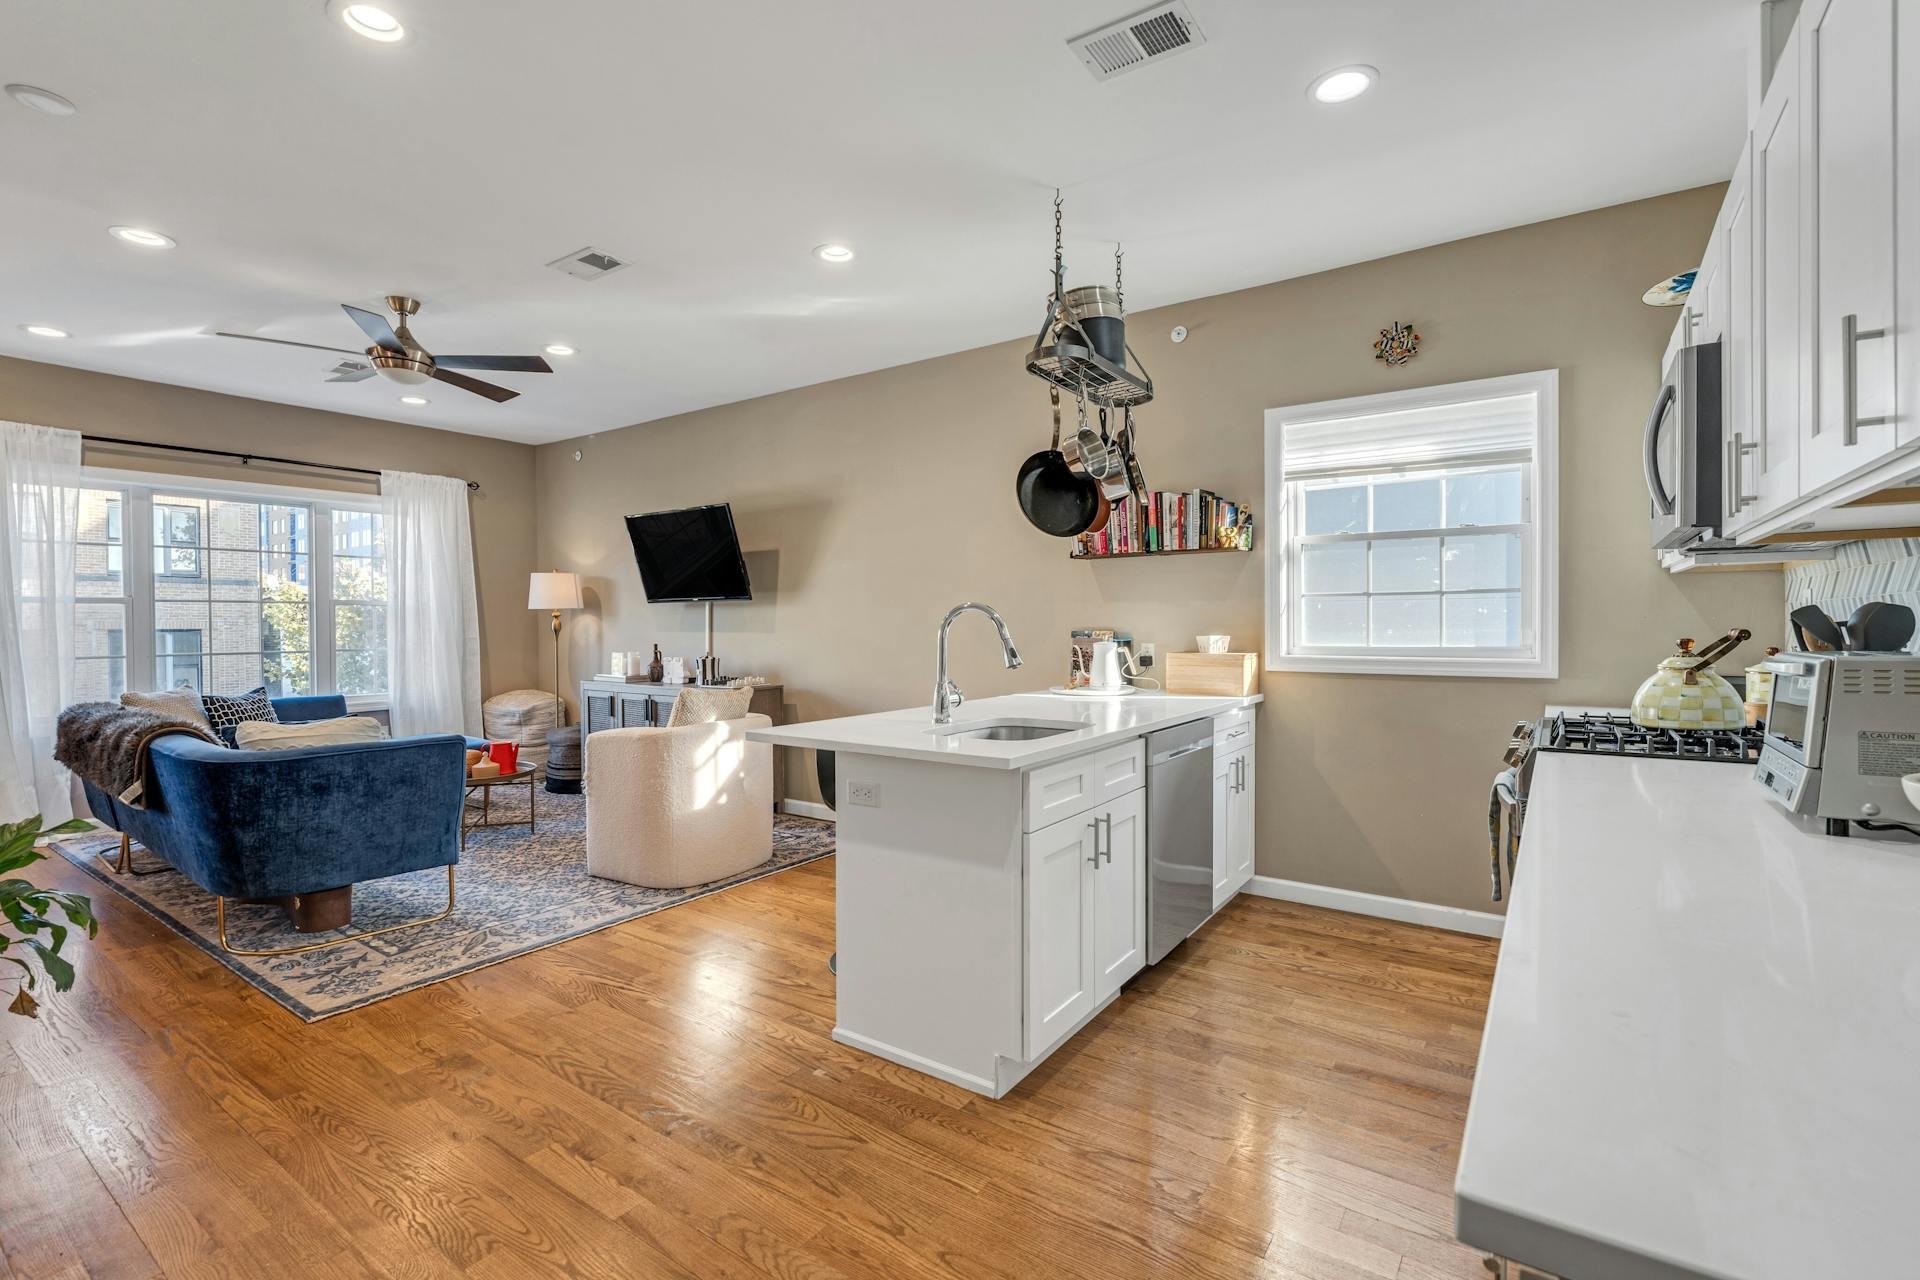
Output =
[{"x1": 1902, "y1": 774, "x2": 1920, "y2": 813}]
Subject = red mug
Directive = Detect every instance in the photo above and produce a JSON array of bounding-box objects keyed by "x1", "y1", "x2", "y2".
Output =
[{"x1": 488, "y1": 741, "x2": 519, "y2": 773}]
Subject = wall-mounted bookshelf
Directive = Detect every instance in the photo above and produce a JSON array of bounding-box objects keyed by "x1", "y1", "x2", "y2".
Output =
[
  {"x1": 1069, "y1": 545, "x2": 1251, "y2": 561},
  {"x1": 1071, "y1": 488, "x2": 1253, "y2": 560}
]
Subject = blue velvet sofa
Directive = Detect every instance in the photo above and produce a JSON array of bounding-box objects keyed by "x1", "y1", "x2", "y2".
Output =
[{"x1": 80, "y1": 695, "x2": 470, "y2": 954}]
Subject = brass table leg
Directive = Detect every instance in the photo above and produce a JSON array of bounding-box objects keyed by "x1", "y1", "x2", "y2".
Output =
[{"x1": 96, "y1": 831, "x2": 170, "y2": 877}]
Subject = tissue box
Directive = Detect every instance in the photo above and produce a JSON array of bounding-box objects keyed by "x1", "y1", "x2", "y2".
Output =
[{"x1": 1164, "y1": 652, "x2": 1259, "y2": 697}]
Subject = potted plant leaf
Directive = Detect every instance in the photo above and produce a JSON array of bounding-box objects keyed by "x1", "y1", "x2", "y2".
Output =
[{"x1": 1, "y1": 815, "x2": 98, "y2": 1018}]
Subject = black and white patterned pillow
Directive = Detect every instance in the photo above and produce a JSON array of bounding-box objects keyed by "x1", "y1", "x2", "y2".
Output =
[{"x1": 200, "y1": 687, "x2": 279, "y2": 746}]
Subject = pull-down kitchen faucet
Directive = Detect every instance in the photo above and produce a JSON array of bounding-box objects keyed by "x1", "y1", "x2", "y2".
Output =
[{"x1": 933, "y1": 602, "x2": 1022, "y2": 724}]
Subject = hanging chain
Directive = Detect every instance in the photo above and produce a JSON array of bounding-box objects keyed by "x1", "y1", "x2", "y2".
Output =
[
  {"x1": 1114, "y1": 244, "x2": 1125, "y2": 316},
  {"x1": 1052, "y1": 189, "x2": 1065, "y2": 299}
]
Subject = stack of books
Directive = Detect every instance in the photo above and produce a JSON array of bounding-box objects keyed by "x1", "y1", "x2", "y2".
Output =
[{"x1": 1073, "y1": 490, "x2": 1253, "y2": 557}]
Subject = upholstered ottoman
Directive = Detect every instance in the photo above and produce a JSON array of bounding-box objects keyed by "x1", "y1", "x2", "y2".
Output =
[
  {"x1": 584, "y1": 713, "x2": 772, "y2": 888},
  {"x1": 544, "y1": 725, "x2": 582, "y2": 794}
]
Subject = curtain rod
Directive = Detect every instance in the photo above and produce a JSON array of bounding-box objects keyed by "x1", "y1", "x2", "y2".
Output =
[{"x1": 81, "y1": 434, "x2": 480, "y2": 491}]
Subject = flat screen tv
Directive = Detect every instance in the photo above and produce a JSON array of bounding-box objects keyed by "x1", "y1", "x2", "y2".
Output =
[{"x1": 624, "y1": 503, "x2": 753, "y2": 603}]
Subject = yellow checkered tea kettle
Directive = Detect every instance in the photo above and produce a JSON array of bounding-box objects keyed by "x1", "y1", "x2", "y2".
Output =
[{"x1": 1630, "y1": 629, "x2": 1752, "y2": 730}]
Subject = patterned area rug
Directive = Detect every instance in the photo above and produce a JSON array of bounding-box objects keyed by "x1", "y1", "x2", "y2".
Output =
[{"x1": 49, "y1": 788, "x2": 834, "y2": 1021}]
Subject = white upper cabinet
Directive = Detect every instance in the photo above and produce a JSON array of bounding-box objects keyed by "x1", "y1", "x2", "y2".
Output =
[
  {"x1": 1719, "y1": 148, "x2": 1759, "y2": 531},
  {"x1": 1900, "y1": 0, "x2": 1920, "y2": 449},
  {"x1": 1800, "y1": 0, "x2": 1899, "y2": 492},
  {"x1": 1742, "y1": 32, "x2": 1806, "y2": 529}
]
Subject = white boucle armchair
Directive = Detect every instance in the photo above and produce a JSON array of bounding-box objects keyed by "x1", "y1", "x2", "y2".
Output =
[{"x1": 584, "y1": 713, "x2": 774, "y2": 888}]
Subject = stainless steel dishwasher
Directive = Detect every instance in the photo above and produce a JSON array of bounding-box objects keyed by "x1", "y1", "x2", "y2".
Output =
[{"x1": 1146, "y1": 718, "x2": 1214, "y2": 964}]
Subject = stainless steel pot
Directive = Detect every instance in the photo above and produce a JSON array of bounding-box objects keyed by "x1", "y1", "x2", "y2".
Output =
[{"x1": 1060, "y1": 285, "x2": 1126, "y2": 366}]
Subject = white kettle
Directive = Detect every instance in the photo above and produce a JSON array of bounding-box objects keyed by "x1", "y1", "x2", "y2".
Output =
[{"x1": 1089, "y1": 640, "x2": 1132, "y2": 691}]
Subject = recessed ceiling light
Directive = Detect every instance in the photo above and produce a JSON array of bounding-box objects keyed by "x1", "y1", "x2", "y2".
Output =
[
  {"x1": 543, "y1": 344, "x2": 576, "y2": 357},
  {"x1": 21, "y1": 324, "x2": 69, "y2": 339},
  {"x1": 813, "y1": 243, "x2": 855, "y2": 263},
  {"x1": 330, "y1": 1, "x2": 407, "y2": 42},
  {"x1": 398, "y1": 395, "x2": 429, "y2": 405},
  {"x1": 5, "y1": 84, "x2": 76, "y2": 116},
  {"x1": 108, "y1": 225, "x2": 175, "y2": 249},
  {"x1": 1308, "y1": 65, "x2": 1377, "y2": 104}
]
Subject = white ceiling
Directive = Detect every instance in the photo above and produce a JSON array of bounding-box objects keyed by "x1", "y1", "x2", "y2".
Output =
[{"x1": 0, "y1": 0, "x2": 1753, "y2": 444}]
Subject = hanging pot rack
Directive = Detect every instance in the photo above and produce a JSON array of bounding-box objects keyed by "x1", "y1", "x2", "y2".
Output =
[{"x1": 1024, "y1": 193, "x2": 1155, "y2": 409}]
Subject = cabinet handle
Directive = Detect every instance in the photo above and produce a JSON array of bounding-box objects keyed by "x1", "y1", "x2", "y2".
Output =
[
  {"x1": 1842, "y1": 313, "x2": 1891, "y2": 446},
  {"x1": 1086, "y1": 819, "x2": 1101, "y2": 865},
  {"x1": 1100, "y1": 813, "x2": 1113, "y2": 864},
  {"x1": 1728, "y1": 433, "x2": 1759, "y2": 514}
]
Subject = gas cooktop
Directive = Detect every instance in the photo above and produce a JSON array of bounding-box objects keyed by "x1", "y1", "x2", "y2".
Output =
[{"x1": 1537, "y1": 712, "x2": 1763, "y2": 763}]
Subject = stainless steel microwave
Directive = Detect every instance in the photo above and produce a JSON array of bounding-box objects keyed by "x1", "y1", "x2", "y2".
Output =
[{"x1": 1645, "y1": 339, "x2": 1724, "y2": 550}]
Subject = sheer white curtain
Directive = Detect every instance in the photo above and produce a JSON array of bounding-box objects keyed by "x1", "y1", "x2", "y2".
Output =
[
  {"x1": 382, "y1": 470, "x2": 482, "y2": 738},
  {"x1": 0, "y1": 423, "x2": 82, "y2": 822}
]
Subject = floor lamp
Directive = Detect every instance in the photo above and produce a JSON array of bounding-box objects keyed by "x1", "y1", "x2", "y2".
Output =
[{"x1": 528, "y1": 571, "x2": 583, "y2": 725}]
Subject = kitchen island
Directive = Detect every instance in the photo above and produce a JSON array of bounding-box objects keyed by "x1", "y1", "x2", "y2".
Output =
[
  {"x1": 750, "y1": 691, "x2": 1261, "y2": 1097},
  {"x1": 1456, "y1": 751, "x2": 1920, "y2": 1277}
]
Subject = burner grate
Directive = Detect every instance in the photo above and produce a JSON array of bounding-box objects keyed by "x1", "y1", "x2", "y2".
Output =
[{"x1": 1538, "y1": 712, "x2": 1763, "y2": 763}]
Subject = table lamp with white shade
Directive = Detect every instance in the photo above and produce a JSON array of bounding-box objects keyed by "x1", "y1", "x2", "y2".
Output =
[{"x1": 528, "y1": 571, "x2": 584, "y2": 723}]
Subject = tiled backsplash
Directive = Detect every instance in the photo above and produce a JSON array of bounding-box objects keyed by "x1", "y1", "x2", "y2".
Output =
[{"x1": 1784, "y1": 539, "x2": 1920, "y2": 651}]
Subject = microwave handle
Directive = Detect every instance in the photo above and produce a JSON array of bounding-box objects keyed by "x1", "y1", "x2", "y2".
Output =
[{"x1": 1643, "y1": 381, "x2": 1677, "y2": 515}]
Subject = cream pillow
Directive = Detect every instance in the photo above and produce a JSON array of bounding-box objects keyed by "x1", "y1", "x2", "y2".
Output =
[
  {"x1": 120, "y1": 688, "x2": 212, "y2": 728},
  {"x1": 234, "y1": 716, "x2": 388, "y2": 751},
  {"x1": 664, "y1": 686, "x2": 752, "y2": 727}
]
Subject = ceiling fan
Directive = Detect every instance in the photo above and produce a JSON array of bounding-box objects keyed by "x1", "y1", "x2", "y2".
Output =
[{"x1": 215, "y1": 295, "x2": 552, "y2": 403}]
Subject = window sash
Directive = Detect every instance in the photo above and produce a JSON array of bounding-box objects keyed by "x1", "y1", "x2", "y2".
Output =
[
  {"x1": 75, "y1": 470, "x2": 387, "y2": 702},
  {"x1": 1265, "y1": 370, "x2": 1558, "y2": 679}
]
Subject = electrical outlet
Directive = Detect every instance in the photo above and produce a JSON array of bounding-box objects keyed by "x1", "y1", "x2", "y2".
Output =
[
  {"x1": 1136, "y1": 642, "x2": 1155, "y2": 668},
  {"x1": 848, "y1": 780, "x2": 881, "y2": 807}
]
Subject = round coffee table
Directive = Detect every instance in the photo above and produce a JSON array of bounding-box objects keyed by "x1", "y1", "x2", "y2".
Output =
[{"x1": 462, "y1": 767, "x2": 536, "y2": 849}]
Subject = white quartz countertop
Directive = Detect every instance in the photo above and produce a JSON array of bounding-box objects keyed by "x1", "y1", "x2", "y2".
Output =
[
  {"x1": 747, "y1": 691, "x2": 1262, "y2": 769},
  {"x1": 1455, "y1": 752, "x2": 1920, "y2": 1278}
]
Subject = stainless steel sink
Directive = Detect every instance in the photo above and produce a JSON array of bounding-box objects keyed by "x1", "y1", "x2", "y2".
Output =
[
  {"x1": 959, "y1": 724, "x2": 1075, "y2": 741},
  {"x1": 929, "y1": 717, "x2": 1086, "y2": 742}
]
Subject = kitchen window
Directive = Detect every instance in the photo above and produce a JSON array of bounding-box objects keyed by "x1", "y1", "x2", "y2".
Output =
[
  {"x1": 1265, "y1": 370, "x2": 1559, "y2": 678},
  {"x1": 79, "y1": 469, "x2": 389, "y2": 707}
]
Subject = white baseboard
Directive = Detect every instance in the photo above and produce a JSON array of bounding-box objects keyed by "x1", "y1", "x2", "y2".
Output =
[
  {"x1": 1245, "y1": 875, "x2": 1504, "y2": 939},
  {"x1": 780, "y1": 799, "x2": 836, "y2": 822}
]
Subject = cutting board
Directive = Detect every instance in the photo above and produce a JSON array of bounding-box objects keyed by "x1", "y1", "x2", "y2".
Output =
[{"x1": 1164, "y1": 652, "x2": 1259, "y2": 697}]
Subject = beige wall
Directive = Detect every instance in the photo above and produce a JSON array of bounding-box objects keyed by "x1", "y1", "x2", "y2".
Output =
[
  {"x1": 0, "y1": 355, "x2": 541, "y2": 698},
  {"x1": 535, "y1": 185, "x2": 1785, "y2": 913}
]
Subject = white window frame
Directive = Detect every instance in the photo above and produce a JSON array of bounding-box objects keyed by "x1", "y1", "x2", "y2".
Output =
[
  {"x1": 1264, "y1": 370, "x2": 1559, "y2": 679},
  {"x1": 79, "y1": 467, "x2": 390, "y2": 710}
]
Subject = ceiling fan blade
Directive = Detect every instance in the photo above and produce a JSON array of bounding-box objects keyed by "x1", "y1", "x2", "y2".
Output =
[
  {"x1": 432, "y1": 354, "x2": 553, "y2": 373},
  {"x1": 341, "y1": 304, "x2": 405, "y2": 353},
  {"x1": 214, "y1": 331, "x2": 362, "y2": 356},
  {"x1": 430, "y1": 366, "x2": 519, "y2": 403},
  {"x1": 325, "y1": 365, "x2": 378, "y2": 383}
]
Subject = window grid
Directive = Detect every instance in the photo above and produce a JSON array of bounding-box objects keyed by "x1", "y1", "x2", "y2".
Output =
[
  {"x1": 74, "y1": 476, "x2": 386, "y2": 704},
  {"x1": 1264, "y1": 370, "x2": 1559, "y2": 679}
]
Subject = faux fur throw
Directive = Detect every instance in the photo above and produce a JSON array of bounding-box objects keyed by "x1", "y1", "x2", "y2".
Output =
[{"x1": 54, "y1": 701, "x2": 223, "y2": 808}]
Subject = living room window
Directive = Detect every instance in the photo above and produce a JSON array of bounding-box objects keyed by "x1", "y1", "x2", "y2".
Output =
[
  {"x1": 1264, "y1": 370, "x2": 1559, "y2": 678},
  {"x1": 80, "y1": 470, "x2": 389, "y2": 707}
]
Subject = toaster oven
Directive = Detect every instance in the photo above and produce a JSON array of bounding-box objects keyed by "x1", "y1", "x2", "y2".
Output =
[{"x1": 1755, "y1": 652, "x2": 1920, "y2": 829}]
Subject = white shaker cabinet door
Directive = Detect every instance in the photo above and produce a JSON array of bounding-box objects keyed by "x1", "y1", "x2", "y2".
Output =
[
  {"x1": 1228, "y1": 741, "x2": 1257, "y2": 898},
  {"x1": 1023, "y1": 810, "x2": 1098, "y2": 1060},
  {"x1": 1800, "y1": 0, "x2": 1899, "y2": 492},
  {"x1": 1092, "y1": 789, "x2": 1146, "y2": 1004},
  {"x1": 1211, "y1": 749, "x2": 1234, "y2": 909},
  {"x1": 1718, "y1": 148, "x2": 1758, "y2": 532},
  {"x1": 1745, "y1": 36, "x2": 1805, "y2": 528}
]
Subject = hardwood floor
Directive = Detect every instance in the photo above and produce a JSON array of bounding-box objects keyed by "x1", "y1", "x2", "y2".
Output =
[{"x1": 1, "y1": 852, "x2": 1499, "y2": 1279}]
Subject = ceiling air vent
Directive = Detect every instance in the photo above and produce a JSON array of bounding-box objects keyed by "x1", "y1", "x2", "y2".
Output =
[
  {"x1": 546, "y1": 246, "x2": 629, "y2": 281},
  {"x1": 1068, "y1": 2, "x2": 1205, "y2": 81}
]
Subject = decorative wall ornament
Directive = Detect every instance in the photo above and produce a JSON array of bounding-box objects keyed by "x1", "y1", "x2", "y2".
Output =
[
  {"x1": 1642, "y1": 269, "x2": 1697, "y2": 307},
  {"x1": 1373, "y1": 320, "x2": 1421, "y2": 366}
]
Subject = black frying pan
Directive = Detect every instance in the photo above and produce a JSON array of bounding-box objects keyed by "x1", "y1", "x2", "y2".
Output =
[{"x1": 1018, "y1": 391, "x2": 1100, "y2": 537}]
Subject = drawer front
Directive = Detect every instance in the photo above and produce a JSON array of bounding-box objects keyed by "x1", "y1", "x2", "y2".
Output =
[
  {"x1": 617, "y1": 695, "x2": 652, "y2": 728},
  {"x1": 1024, "y1": 740, "x2": 1145, "y2": 832},
  {"x1": 1213, "y1": 707, "x2": 1253, "y2": 753}
]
